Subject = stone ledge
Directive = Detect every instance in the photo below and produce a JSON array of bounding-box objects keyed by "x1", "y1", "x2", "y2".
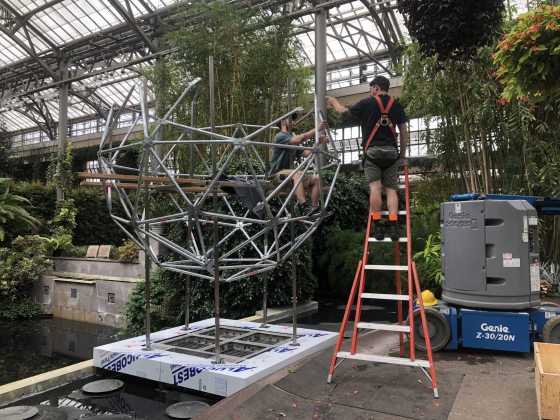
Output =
[
  {"x1": 50, "y1": 271, "x2": 142, "y2": 283},
  {"x1": 0, "y1": 360, "x2": 94, "y2": 407},
  {"x1": 53, "y1": 277, "x2": 96, "y2": 284},
  {"x1": 246, "y1": 300, "x2": 318, "y2": 323}
]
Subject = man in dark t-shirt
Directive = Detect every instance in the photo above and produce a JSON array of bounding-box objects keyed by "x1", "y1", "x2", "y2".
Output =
[
  {"x1": 268, "y1": 118, "x2": 327, "y2": 216},
  {"x1": 327, "y1": 75, "x2": 409, "y2": 241}
]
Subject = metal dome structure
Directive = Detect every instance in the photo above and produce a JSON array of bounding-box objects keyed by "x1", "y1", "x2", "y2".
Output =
[{"x1": 98, "y1": 77, "x2": 340, "y2": 282}]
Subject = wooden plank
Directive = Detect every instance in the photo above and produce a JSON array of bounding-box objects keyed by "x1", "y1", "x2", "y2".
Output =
[
  {"x1": 535, "y1": 342, "x2": 560, "y2": 419},
  {"x1": 79, "y1": 181, "x2": 226, "y2": 194},
  {"x1": 75, "y1": 172, "x2": 206, "y2": 185},
  {"x1": 86, "y1": 245, "x2": 99, "y2": 259},
  {"x1": 97, "y1": 245, "x2": 112, "y2": 259}
]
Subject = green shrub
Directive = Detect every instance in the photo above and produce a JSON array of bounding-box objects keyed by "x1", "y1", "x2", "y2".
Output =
[
  {"x1": 41, "y1": 232, "x2": 72, "y2": 256},
  {"x1": 71, "y1": 188, "x2": 127, "y2": 246},
  {"x1": 7, "y1": 182, "x2": 128, "y2": 246},
  {"x1": 413, "y1": 232, "x2": 443, "y2": 295},
  {"x1": 0, "y1": 179, "x2": 41, "y2": 243},
  {"x1": 124, "y1": 240, "x2": 317, "y2": 335},
  {"x1": 318, "y1": 229, "x2": 365, "y2": 296},
  {"x1": 0, "y1": 235, "x2": 51, "y2": 301},
  {"x1": 118, "y1": 240, "x2": 140, "y2": 263},
  {"x1": 0, "y1": 298, "x2": 43, "y2": 320},
  {"x1": 62, "y1": 244, "x2": 89, "y2": 258},
  {"x1": 10, "y1": 182, "x2": 56, "y2": 237}
]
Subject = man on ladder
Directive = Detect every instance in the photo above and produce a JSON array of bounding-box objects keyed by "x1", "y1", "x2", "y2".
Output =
[
  {"x1": 327, "y1": 75, "x2": 409, "y2": 240},
  {"x1": 327, "y1": 76, "x2": 438, "y2": 398}
]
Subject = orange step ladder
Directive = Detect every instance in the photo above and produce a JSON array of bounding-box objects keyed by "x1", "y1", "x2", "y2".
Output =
[{"x1": 326, "y1": 165, "x2": 439, "y2": 398}]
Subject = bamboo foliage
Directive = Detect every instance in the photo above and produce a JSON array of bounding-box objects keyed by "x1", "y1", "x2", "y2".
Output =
[
  {"x1": 153, "y1": 3, "x2": 310, "y2": 127},
  {"x1": 402, "y1": 42, "x2": 560, "y2": 264},
  {"x1": 143, "y1": 3, "x2": 311, "y2": 172}
]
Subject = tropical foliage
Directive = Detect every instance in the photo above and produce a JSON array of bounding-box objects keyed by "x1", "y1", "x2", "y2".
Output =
[
  {"x1": 494, "y1": 5, "x2": 560, "y2": 102},
  {"x1": 0, "y1": 178, "x2": 40, "y2": 241},
  {"x1": 0, "y1": 120, "x2": 11, "y2": 177},
  {"x1": 0, "y1": 235, "x2": 51, "y2": 302},
  {"x1": 413, "y1": 232, "x2": 443, "y2": 294}
]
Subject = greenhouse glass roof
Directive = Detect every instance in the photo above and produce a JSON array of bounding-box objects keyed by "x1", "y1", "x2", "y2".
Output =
[{"x1": 0, "y1": 0, "x2": 526, "y2": 135}]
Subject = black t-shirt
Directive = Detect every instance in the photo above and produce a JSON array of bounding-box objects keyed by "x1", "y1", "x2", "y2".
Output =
[{"x1": 348, "y1": 94, "x2": 408, "y2": 148}]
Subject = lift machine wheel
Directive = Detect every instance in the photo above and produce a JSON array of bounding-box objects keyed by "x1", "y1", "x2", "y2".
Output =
[
  {"x1": 542, "y1": 315, "x2": 560, "y2": 343},
  {"x1": 408, "y1": 307, "x2": 451, "y2": 352}
]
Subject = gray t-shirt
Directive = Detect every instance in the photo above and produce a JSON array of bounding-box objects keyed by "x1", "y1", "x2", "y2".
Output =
[{"x1": 268, "y1": 132, "x2": 302, "y2": 177}]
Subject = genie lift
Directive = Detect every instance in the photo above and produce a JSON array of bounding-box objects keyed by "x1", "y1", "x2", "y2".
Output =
[{"x1": 410, "y1": 194, "x2": 560, "y2": 353}]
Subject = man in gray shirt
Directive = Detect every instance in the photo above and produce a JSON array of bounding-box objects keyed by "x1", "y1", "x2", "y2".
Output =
[{"x1": 268, "y1": 117, "x2": 327, "y2": 216}]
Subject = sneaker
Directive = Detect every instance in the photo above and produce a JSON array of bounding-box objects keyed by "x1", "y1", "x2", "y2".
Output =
[
  {"x1": 297, "y1": 202, "x2": 313, "y2": 216},
  {"x1": 373, "y1": 220, "x2": 385, "y2": 240},
  {"x1": 309, "y1": 205, "x2": 321, "y2": 217},
  {"x1": 388, "y1": 221, "x2": 399, "y2": 241}
]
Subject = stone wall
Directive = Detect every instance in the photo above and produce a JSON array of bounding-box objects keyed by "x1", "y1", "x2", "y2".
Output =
[{"x1": 32, "y1": 257, "x2": 143, "y2": 328}]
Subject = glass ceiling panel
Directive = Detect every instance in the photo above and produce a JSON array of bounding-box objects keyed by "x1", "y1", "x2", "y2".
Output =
[
  {"x1": 0, "y1": 1, "x2": 532, "y2": 134},
  {"x1": 0, "y1": 39, "x2": 26, "y2": 66}
]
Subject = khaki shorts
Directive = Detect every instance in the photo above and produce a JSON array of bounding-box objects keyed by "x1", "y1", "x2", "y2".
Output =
[
  {"x1": 270, "y1": 169, "x2": 312, "y2": 189},
  {"x1": 363, "y1": 145, "x2": 398, "y2": 190}
]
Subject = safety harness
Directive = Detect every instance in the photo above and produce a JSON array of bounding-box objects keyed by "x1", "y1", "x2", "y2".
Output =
[
  {"x1": 362, "y1": 95, "x2": 398, "y2": 169},
  {"x1": 363, "y1": 95, "x2": 398, "y2": 152}
]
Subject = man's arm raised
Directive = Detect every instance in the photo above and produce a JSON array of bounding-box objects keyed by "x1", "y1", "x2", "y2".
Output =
[
  {"x1": 290, "y1": 121, "x2": 328, "y2": 145},
  {"x1": 327, "y1": 96, "x2": 351, "y2": 117}
]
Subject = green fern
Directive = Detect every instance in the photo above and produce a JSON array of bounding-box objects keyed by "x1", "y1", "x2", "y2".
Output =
[{"x1": 0, "y1": 178, "x2": 39, "y2": 241}]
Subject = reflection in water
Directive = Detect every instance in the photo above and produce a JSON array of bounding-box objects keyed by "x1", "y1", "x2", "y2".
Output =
[
  {"x1": 281, "y1": 300, "x2": 406, "y2": 332},
  {"x1": 0, "y1": 318, "x2": 122, "y2": 385},
  {"x1": 11, "y1": 374, "x2": 218, "y2": 419}
]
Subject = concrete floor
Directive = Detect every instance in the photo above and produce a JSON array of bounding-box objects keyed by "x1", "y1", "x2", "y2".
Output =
[{"x1": 194, "y1": 330, "x2": 538, "y2": 420}]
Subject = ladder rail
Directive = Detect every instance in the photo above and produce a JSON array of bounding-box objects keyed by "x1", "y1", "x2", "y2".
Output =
[
  {"x1": 404, "y1": 165, "x2": 416, "y2": 359},
  {"x1": 412, "y1": 261, "x2": 438, "y2": 392},
  {"x1": 327, "y1": 259, "x2": 363, "y2": 382},
  {"x1": 351, "y1": 215, "x2": 373, "y2": 354}
]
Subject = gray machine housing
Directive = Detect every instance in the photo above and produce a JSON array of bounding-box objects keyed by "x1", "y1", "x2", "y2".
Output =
[{"x1": 441, "y1": 199, "x2": 540, "y2": 309}]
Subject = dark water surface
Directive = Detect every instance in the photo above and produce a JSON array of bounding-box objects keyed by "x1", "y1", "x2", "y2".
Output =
[
  {"x1": 282, "y1": 299, "x2": 407, "y2": 333},
  {"x1": 0, "y1": 318, "x2": 123, "y2": 386}
]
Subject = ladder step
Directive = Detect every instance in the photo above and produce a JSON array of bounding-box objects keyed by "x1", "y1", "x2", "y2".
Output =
[
  {"x1": 365, "y1": 264, "x2": 408, "y2": 271},
  {"x1": 368, "y1": 237, "x2": 407, "y2": 243},
  {"x1": 361, "y1": 293, "x2": 409, "y2": 301},
  {"x1": 336, "y1": 351, "x2": 431, "y2": 368},
  {"x1": 380, "y1": 211, "x2": 407, "y2": 216},
  {"x1": 357, "y1": 322, "x2": 410, "y2": 332}
]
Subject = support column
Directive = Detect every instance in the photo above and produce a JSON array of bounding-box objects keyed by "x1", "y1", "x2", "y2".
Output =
[
  {"x1": 314, "y1": 4, "x2": 327, "y2": 117},
  {"x1": 153, "y1": 39, "x2": 164, "y2": 160},
  {"x1": 209, "y1": 55, "x2": 221, "y2": 364},
  {"x1": 56, "y1": 60, "x2": 69, "y2": 203}
]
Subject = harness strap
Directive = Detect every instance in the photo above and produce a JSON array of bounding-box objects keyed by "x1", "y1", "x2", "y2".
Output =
[{"x1": 363, "y1": 95, "x2": 398, "y2": 154}]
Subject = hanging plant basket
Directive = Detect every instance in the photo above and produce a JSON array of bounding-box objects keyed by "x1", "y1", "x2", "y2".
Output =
[
  {"x1": 493, "y1": 5, "x2": 560, "y2": 102},
  {"x1": 397, "y1": 0, "x2": 504, "y2": 61}
]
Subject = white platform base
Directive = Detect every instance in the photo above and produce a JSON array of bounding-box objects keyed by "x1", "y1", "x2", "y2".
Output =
[{"x1": 93, "y1": 318, "x2": 337, "y2": 397}]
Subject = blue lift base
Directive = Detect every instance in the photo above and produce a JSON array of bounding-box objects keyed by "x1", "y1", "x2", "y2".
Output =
[{"x1": 429, "y1": 303, "x2": 560, "y2": 352}]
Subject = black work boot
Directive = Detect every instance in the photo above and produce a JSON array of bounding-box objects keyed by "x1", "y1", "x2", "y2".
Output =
[
  {"x1": 297, "y1": 202, "x2": 312, "y2": 216},
  {"x1": 373, "y1": 220, "x2": 385, "y2": 240},
  {"x1": 388, "y1": 221, "x2": 399, "y2": 241},
  {"x1": 309, "y1": 205, "x2": 321, "y2": 217}
]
